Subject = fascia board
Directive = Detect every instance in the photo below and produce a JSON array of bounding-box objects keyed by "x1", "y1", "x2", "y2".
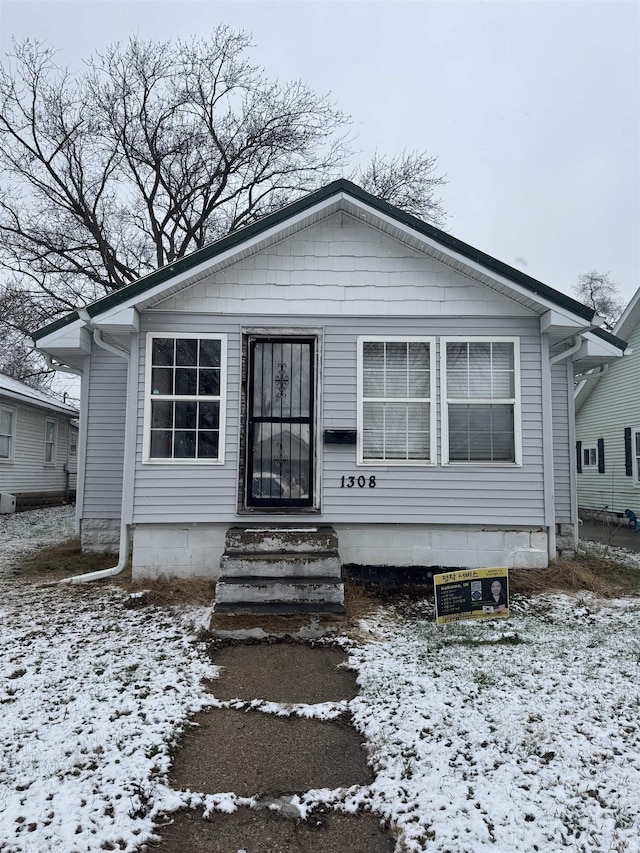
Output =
[
  {"x1": 34, "y1": 321, "x2": 91, "y2": 354},
  {"x1": 91, "y1": 305, "x2": 139, "y2": 332}
]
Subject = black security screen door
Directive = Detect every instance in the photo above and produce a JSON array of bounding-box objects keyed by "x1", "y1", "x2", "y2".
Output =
[{"x1": 247, "y1": 338, "x2": 315, "y2": 508}]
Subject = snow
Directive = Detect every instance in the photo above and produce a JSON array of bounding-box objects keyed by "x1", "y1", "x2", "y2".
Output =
[{"x1": 1, "y1": 507, "x2": 640, "y2": 852}]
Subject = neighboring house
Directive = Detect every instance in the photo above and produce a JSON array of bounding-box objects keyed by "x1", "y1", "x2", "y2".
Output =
[
  {"x1": 31, "y1": 180, "x2": 624, "y2": 581},
  {"x1": 575, "y1": 289, "x2": 638, "y2": 520},
  {"x1": 0, "y1": 373, "x2": 79, "y2": 509}
]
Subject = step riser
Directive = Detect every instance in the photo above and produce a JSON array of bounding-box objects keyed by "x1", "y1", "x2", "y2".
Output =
[
  {"x1": 225, "y1": 527, "x2": 337, "y2": 554},
  {"x1": 220, "y1": 554, "x2": 341, "y2": 578},
  {"x1": 215, "y1": 581, "x2": 344, "y2": 605}
]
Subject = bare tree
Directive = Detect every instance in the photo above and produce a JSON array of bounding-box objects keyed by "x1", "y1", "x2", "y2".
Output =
[
  {"x1": 574, "y1": 271, "x2": 624, "y2": 331},
  {"x1": 0, "y1": 29, "x2": 447, "y2": 377}
]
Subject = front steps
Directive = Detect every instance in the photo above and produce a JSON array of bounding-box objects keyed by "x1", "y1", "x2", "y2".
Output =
[{"x1": 214, "y1": 526, "x2": 345, "y2": 615}]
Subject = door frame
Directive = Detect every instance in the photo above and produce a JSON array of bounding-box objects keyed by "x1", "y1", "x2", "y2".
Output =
[{"x1": 238, "y1": 327, "x2": 323, "y2": 514}]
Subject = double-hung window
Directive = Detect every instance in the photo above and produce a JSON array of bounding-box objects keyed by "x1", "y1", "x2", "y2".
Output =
[
  {"x1": 442, "y1": 337, "x2": 521, "y2": 464},
  {"x1": 44, "y1": 418, "x2": 57, "y2": 464},
  {"x1": 0, "y1": 406, "x2": 15, "y2": 462},
  {"x1": 582, "y1": 445, "x2": 598, "y2": 468},
  {"x1": 632, "y1": 429, "x2": 640, "y2": 486},
  {"x1": 144, "y1": 333, "x2": 227, "y2": 462},
  {"x1": 357, "y1": 337, "x2": 436, "y2": 464}
]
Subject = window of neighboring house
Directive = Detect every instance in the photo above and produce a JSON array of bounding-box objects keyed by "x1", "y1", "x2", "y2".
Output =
[
  {"x1": 357, "y1": 337, "x2": 436, "y2": 464},
  {"x1": 441, "y1": 337, "x2": 521, "y2": 464},
  {"x1": 69, "y1": 431, "x2": 78, "y2": 456},
  {"x1": 0, "y1": 406, "x2": 15, "y2": 462},
  {"x1": 633, "y1": 429, "x2": 640, "y2": 486},
  {"x1": 44, "y1": 418, "x2": 57, "y2": 464},
  {"x1": 144, "y1": 333, "x2": 227, "y2": 462},
  {"x1": 582, "y1": 445, "x2": 598, "y2": 468}
]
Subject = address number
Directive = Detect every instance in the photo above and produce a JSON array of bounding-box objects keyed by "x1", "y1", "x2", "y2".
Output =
[{"x1": 341, "y1": 475, "x2": 376, "y2": 488}]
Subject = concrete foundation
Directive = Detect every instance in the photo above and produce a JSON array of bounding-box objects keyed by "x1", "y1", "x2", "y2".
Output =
[{"x1": 80, "y1": 518, "x2": 121, "y2": 553}]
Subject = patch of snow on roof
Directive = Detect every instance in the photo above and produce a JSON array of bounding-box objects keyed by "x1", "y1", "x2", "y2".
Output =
[{"x1": 0, "y1": 372, "x2": 78, "y2": 415}]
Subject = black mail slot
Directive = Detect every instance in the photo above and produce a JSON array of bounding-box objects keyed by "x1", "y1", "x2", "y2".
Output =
[{"x1": 324, "y1": 429, "x2": 357, "y2": 445}]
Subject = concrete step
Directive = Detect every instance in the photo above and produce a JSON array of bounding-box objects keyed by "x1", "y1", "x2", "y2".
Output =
[
  {"x1": 225, "y1": 526, "x2": 338, "y2": 554},
  {"x1": 215, "y1": 577, "x2": 344, "y2": 606},
  {"x1": 213, "y1": 601, "x2": 347, "y2": 615},
  {"x1": 220, "y1": 551, "x2": 341, "y2": 579}
]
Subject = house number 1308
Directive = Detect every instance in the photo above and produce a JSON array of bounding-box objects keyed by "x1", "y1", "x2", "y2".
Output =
[{"x1": 341, "y1": 475, "x2": 376, "y2": 488}]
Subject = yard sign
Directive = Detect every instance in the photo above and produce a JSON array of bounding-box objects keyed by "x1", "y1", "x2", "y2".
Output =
[{"x1": 434, "y1": 567, "x2": 509, "y2": 626}]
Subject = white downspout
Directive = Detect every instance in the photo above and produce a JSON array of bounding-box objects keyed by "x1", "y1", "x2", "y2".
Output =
[{"x1": 62, "y1": 311, "x2": 132, "y2": 584}]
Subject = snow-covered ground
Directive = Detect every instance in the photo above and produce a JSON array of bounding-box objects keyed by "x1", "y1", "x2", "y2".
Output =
[{"x1": 1, "y1": 507, "x2": 639, "y2": 852}]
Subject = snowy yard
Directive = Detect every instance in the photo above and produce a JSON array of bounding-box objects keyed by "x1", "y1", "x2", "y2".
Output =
[{"x1": 1, "y1": 507, "x2": 639, "y2": 852}]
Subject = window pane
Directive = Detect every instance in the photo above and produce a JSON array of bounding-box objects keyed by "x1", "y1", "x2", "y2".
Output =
[
  {"x1": 0, "y1": 435, "x2": 10, "y2": 457},
  {"x1": 174, "y1": 431, "x2": 196, "y2": 458},
  {"x1": 447, "y1": 342, "x2": 468, "y2": 368},
  {"x1": 447, "y1": 369, "x2": 469, "y2": 399},
  {"x1": 492, "y1": 342, "x2": 514, "y2": 369},
  {"x1": 363, "y1": 341, "x2": 384, "y2": 367},
  {"x1": 492, "y1": 370, "x2": 515, "y2": 398},
  {"x1": 45, "y1": 421, "x2": 55, "y2": 442},
  {"x1": 151, "y1": 401, "x2": 173, "y2": 429},
  {"x1": 469, "y1": 342, "x2": 491, "y2": 366},
  {"x1": 0, "y1": 410, "x2": 12, "y2": 433},
  {"x1": 199, "y1": 339, "x2": 221, "y2": 367},
  {"x1": 150, "y1": 430, "x2": 172, "y2": 457},
  {"x1": 175, "y1": 401, "x2": 197, "y2": 429},
  {"x1": 176, "y1": 339, "x2": 198, "y2": 366},
  {"x1": 175, "y1": 368, "x2": 197, "y2": 395},
  {"x1": 198, "y1": 432, "x2": 219, "y2": 458},
  {"x1": 199, "y1": 369, "x2": 220, "y2": 396},
  {"x1": 199, "y1": 402, "x2": 220, "y2": 430},
  {"x1": 385, "y1": 369, "x2": 408, "y2": 397},
  {"x1": 152, "y1": 338, "x2": 174, "y2": 366},
  {"x1": 363, "y1": 368, "x2": 384, "y2": 397},
  {"x1": 152, "y1": 368, "x2": 173, "y2": 395},
  {"x1": 449, "y1": 404, "x2": 514, "y2": 462}
]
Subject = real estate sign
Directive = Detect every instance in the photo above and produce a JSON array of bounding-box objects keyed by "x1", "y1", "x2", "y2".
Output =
[{"x1": 434, "y1": 567, "x2": 509, "y2": 626}]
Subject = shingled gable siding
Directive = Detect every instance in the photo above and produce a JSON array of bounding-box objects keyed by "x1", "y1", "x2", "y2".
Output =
[
  {"x1": 0, "y1": 399, "x2": 73, "y2": 495},
  {"x1": 131, "y1": 311, "x2": 544, "y2": 526},
  {"x1": 81, "y1": 345, "x2": 127, "y2": 521},
  {"x1": 551, "y1": 357, "x2": 573, "y2": 523}
]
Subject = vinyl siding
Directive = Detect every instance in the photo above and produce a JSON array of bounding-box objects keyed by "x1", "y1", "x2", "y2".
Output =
[
  {"x1": 82, "y1": 346, "x2": 127, "y2": 518},
  {"x1": 576, "y1": 320, "x2": 640, "y2": 515},
  {"x1": 132, "y1": 313, "x2": 545, "y2": 526},
  {"x1": 0, "y1": 397, "x2": 74, "y2": 495}
]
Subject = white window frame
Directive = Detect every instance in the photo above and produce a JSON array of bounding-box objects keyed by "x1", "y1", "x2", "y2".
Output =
[
  {"x1": 632, "y1": 428, "x2": 640, "y2": 487},
  {"x1": 582, "y1": 445, "x2": 598, "y2": 468},
  {"x1": 143, "y1": 332, "x2": 227, "y2": 464},
  {"x1": 69, "y1": 430, "x2": 78, "y2": 457},
  {"x1": 441, "y1": 336, "x2": 522, "y2": 466},
  {"x1": 0, "y1": 405, "x2": 16, "y2": 463},
  {"x1": 357, "y1": 336, "x2": 437, "y2": 466},
  {"x1": 44, "y1": 418, "x2": 57, "y2": 465}
]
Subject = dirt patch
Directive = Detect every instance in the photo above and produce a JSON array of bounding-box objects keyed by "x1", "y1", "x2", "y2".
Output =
[
  {"x1": 152, "y1": 805, "x2": 394, "y2": 853},
  {"x1": 13, "y1": 539, "x2": 119, "y2": 582},
  {"x1": 210, "y1": 643, "x2": 358, "y2": 704}
]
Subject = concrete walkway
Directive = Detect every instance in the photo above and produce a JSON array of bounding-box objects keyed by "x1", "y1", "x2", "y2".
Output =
[{"x1": 150, "y1": 641, "x2": 393, "y2": 853}]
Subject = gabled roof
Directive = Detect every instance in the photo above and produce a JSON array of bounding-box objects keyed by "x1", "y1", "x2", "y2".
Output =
[
  {"x1": 33, "y1": 179, "x2": 597, "y2": 342},
  {"x1": 0, "y1": 373, "x2": 79, "y2": 416}
]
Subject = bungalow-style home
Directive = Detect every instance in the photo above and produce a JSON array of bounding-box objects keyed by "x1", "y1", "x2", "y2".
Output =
[
  {"x1": 31, "y1": 180, "x2": 625, "y2": 610},
  {"x1": 0, "y1": 372, "x2": 79, "y2": 510},
  {"x1": 575, "y1": 288, "x2": 638, "y2": 521}
]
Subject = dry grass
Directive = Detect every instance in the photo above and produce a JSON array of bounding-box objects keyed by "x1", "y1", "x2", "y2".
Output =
[
  {"x1": 15, "y1": 540, "x2": 119, "y2": 583},
  {"x1": 510, "y1": 554, "x2": 640, "y2": 598}
]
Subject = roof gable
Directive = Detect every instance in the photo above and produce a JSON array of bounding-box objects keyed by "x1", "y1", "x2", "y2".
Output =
[{"x1": 33, "y1": 179, "x2": 596, "y2": 342}]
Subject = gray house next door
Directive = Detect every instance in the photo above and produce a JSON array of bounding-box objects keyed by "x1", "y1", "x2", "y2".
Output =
[{"x1": 245, "y1": 335, "x2": 316, "y2": 510}]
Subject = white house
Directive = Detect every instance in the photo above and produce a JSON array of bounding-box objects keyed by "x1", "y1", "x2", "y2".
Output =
[
  {"x1": 575, "y1": 289, "x2": 638, "y2": 520},
  {"x1": 32, "y1": 180, "x2": 624, "y2": 606},
  {"x1": 0, "y1": 373, "x2": 79, "y2": 509}
]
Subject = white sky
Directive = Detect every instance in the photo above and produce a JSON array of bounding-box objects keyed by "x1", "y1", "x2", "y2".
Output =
[{"x1": 1, "y1": 0, "x2": 639, "y2": 304}]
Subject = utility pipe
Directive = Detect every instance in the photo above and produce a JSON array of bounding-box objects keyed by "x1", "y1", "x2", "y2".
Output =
[{"x1": 62, "y1": 311, "x2": 132, "y2": 584}]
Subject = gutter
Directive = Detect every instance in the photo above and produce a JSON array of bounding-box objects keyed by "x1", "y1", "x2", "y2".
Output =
[{"x1": 61, "y1": 309, "x2": 132, "y2": 584}]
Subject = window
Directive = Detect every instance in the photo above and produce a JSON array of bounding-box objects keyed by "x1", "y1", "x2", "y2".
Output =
[
  {"x1": 144, "y1": 333, "x2": 227, "y2": 462},
  {"x1": 357, "y1": 337, "x2": 436, "y2": 464},
  {"x1": 633, "y1": 429, "x2": 640, "y2": 486},
  {"x1": 0, "y1": 406, "x2": 15, "y2": 462},
  {"x1": 44, "y1": 418, "x2": 57, "y2": 464},
  {"x1": 442, "y1": 337, "x2": 521, "y2": 464},
  {"x1": 69, "y1": 431, "x2": 78, "y2": 456},
  {"x1": 582, "y1": 445, "x2": 598, "y2": 467}
]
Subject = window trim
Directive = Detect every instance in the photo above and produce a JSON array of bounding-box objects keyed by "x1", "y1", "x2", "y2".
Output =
[
  {"x1": 142, "y1": 332, "x2": 228, "y2": 465},
  {"x1": 356, "y1": 335, "x2": 437, "y2": 466},
  {"x1": 0, "y1": 405, "x2": 16, "y2": 463},
  {"x1": 582, "y1": 444, "x2": 598, "y2": 468},
  {"x1": 632, "y1": 428, "x2": 640, "y2": 487},
  {"x1": 440, "y1": 336, "x2": 522, "y2": 466},
  {"x1": 44, "y1": 417, "x2": 57, "y2": 465}
]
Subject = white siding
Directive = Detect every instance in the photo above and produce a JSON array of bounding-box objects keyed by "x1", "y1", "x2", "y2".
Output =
[
  {"x1": 0, "y1": 397, "x2": 73, "y2": 495},
  {"x1": 576, "y1": 321, "x2": 640, "y2": 515},
  {"x1": 156, "y1": 212, "x2": 536, "y2": 319},
  {"x1": 132, "y1": 313, "x2": 545, "y2": 526},
  {"x1": 82, "y1": 347, "x2": 127, "y2": 518}
]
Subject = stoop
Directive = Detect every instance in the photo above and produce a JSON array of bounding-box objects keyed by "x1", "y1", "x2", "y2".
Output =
[{"x1": 214, "y1": 526, "x2": 345, "y2": 614}]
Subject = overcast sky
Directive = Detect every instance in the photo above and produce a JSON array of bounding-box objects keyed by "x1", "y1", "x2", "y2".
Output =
[{"x1": 1, "y1": 0, "x2": 639, "y2": 306}]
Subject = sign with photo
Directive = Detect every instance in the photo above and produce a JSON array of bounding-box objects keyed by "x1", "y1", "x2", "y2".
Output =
[{"x1": 434, "y1": 567, "x2": 509, "y2": 626}]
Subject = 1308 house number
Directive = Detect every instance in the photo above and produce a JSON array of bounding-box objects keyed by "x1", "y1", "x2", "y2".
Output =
[{"x1": 340, "y1": 475, "x2": 376, "y2": 488}]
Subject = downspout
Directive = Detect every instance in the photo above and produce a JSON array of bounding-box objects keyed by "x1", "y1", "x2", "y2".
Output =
[
  {"x1": 62, "y1": 310, "x2": 132, "y2": 584},
  {"x1": 549, "y1": 335, "x2": 582, "y2": 365},
  {"x1": 42, "y1": 353, "x2": 83, "y2": 377}
]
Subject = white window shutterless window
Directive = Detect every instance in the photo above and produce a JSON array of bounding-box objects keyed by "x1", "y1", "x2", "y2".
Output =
[
  {"x1": 357, "y1": 337, "x2": 436, "y2": 465},
  {"x1": 442, "y1": 337, "x2": 521, "y2": 464},
  {"x1": 144, "y1": 334, "x2": 227, "y2": 463},
  {"x1": 632, "y1": 429, "x2": 640, "y2": 486},
  {"x1": 44, "y1": 418, "x2": 57, "y2": 464},
  {"x1": 0, "y1": 406, "x2": 15, "y2": 461}
]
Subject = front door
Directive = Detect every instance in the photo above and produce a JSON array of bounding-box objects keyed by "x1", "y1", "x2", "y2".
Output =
[{"x1": 246, "y1": 337, "x2": 315, "y2": 509}]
